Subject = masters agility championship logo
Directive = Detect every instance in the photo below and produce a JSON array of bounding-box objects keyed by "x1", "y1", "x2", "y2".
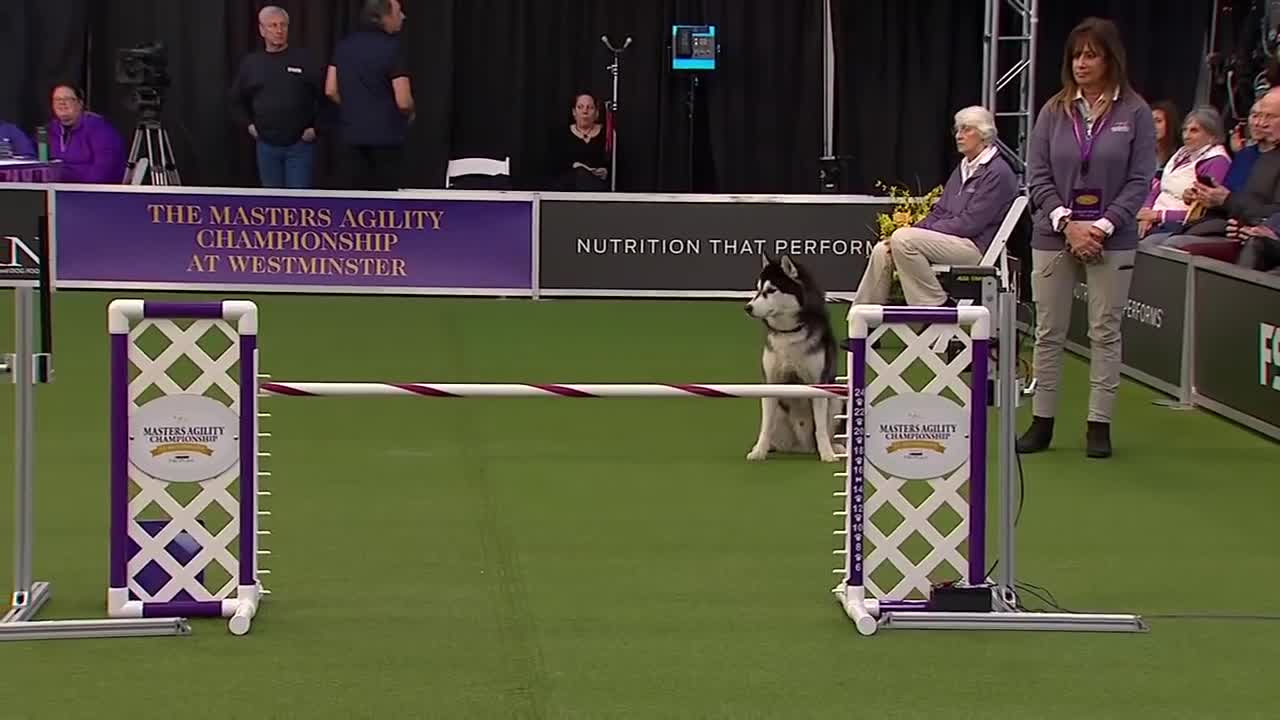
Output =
[
  {"x1": 129, "y1": 394, "x2": 240, "y2": 483},
  {"x1": 142, "y1": 420, "x2": 226, "y2": 462},
  {"x1": 866, "y1": 393, "x2": 969, "y2": 480}
]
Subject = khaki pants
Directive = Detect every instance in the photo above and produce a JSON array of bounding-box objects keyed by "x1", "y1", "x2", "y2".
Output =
[
  {"x1": 853, "y1": 227, "x2": 982, "y2": 306},
  {"x1": 1029, "y1": 248, "x2": 1136, "y2": 423}
]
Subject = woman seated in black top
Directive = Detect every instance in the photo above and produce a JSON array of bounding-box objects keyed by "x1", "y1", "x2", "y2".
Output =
[{"x1": 553, "y1": 92, "x2": 610, "y2": 191}]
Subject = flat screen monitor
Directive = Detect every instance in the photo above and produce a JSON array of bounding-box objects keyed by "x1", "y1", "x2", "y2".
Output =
[{"x1": 672, "y1": 25, "x2": 717, "y2": 71}]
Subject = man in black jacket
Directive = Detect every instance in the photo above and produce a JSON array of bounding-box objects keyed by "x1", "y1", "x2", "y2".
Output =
[
  {"x1": 229, "y1": 6, "x2": 326, "y2": 188},
  {"x1": 326, "y1": 0, "x2": 415, "y2": 190}
]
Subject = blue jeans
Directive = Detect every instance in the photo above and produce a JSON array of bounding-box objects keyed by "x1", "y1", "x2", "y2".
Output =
[{"x1": 256, "y1": 140, "x2": 314, "y2": 188}]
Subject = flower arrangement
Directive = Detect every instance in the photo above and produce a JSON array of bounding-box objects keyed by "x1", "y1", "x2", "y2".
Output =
[
  {"x1": 872, "y1": 180, "x2": 945, "y2": 239},
  {"x1": 870, "y1": 181, "x2": 945, "y2": 304}
]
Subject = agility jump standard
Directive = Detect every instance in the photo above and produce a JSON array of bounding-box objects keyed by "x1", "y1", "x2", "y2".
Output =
[{"x1": 88, "y1": 296, "x2": 1143, "y2": 639}]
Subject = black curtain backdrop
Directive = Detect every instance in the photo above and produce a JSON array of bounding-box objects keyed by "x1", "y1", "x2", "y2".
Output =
[
  {"x1": 833, "y1": 0, "x2": 985, "y2": 194},
  {"x1": 1034, "y1": 1, "x2": 1215, "y2": 118},
  {"x1": 0, "y1": 0, "x2": 1215, "y2": 193},
  {"x1": 0, "y1": 0, "x2": 87, "y2": 134}
]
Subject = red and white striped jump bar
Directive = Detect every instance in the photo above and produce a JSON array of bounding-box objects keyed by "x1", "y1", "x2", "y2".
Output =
[{"x1": 259, "y1": 382, "x2": 846, "y2": 399}]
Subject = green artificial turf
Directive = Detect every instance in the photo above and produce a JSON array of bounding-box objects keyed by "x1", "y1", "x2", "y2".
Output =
[{"x1": 0, "y1": 290, "x2": 1277, "y2": 719}]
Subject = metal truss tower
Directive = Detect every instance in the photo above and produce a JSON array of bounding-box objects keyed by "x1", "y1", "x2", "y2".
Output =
[{"x1": 983, "y1": 0, "x2": 1040, "y2": 176}]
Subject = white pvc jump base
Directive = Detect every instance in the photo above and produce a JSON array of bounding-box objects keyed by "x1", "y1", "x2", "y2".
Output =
[{"x1": 70, "y1": 297, "x2": 1142, "y2": 639}]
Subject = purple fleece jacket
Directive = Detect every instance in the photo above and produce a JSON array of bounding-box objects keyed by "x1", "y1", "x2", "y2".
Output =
[
  {"x1": 46, "y1": 112, "x2": 127, "y2": 184},
  {"x1": 1026, "y1": 91, "x2": 1157, "y2": 251},
  {"x1": 0, "y1": 122, "x2": 36, "y2": 157},
  {"x1": 917, "y1": 153, "x2": 1019, "y2": 253}
]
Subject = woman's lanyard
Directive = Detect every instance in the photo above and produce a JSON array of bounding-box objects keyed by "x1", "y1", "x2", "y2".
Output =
[{"x1": 1072, "y1": 102, "x2": 1113, "y2": 178}]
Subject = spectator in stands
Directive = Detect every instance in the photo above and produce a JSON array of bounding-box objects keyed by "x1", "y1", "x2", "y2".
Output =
[
  {"x1": 326, "y1": 0, "x2": 413, "y2": 190},
  {"x1": 46, "y1": 84, "x2": 126, "y2": 184},
  {"x1": 1136, "y1": 107, "x2": 1230, "y2": 239},
  {"x1": 229, "y1": 6, "x2": 326, "y2": 189},
  {"x1": 1018, "y1": 17, "x2": 1155, "y2": 459},
  {"x1": 1221, "y1": 100, "x2": 1270, "y2": 193},
  {"x1": 0, "y1": 119, "x2": 35, "y2": 158},
  {"x1": 1140, "y1": 87, "x2": 1280, "y2": 253},
  {"x1": 851, "y1": 105, "x2": 1018, "y2": 307},
  {"x1": 1151, "y1": 100, "x2": 1181, "y2": 172},
  {"x1": 553, "y1": 92, "x2": 610, "y2": 191}
]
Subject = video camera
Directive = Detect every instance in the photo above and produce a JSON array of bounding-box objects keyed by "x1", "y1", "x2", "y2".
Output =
[{"x1": 115, "y1": 42, "x2": 171, "y2": 117}]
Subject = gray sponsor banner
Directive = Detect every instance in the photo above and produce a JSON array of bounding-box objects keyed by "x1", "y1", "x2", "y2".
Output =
[
  {"x1": 0, "y1": 188, "x2": 47, "y2": 288},
  {"x1": 537, "y1": 198, "x2": 890, "y2": 294},
  {"x1": 1066, "y1": 249, "x2": 1187, "y2": 389},
  {"x1": 1193, "y1": 263, "x2": 1280, "y2": 433}
]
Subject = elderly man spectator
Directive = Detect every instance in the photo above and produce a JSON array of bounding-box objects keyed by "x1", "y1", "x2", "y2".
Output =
[
  {"x1": 230, "y1": 5, "x2": 326, "y2": 188},
  {"x1": 326, "y1": 0, "x2": 415, "y2": 191},
  {"x1": 851, "y1": 105, "x2": 1019, "y2": 307},
  {"x1": 1142, "y1": 87, "x2": 1280, "y2": 251},
  {"x1": 45, "y1": 84, "x2": 126, "y2": 184},
  {"x1": 0, "y1": 119, "x2": 36, "y2": 158},
  {"x1": 1221, "y1": 100, "x2": 1272, "y2": 192}
]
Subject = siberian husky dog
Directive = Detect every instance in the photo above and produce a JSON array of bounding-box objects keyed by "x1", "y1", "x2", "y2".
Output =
[{"x1": 744, "y1": 254, "x2": 844, "y2": 463}]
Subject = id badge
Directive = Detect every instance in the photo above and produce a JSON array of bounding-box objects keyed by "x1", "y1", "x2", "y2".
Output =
[{"x1": 1070, "y1": 188, "x2": 1103, "y2": 222}]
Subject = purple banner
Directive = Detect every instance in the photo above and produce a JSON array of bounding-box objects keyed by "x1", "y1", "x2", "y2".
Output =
[{"x1": 55, "y1": 190, "x2": 533, "y2": 292}]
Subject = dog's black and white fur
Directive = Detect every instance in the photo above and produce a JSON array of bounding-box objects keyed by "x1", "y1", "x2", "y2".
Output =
[{"x1": 744, "y1": 254, "x2": 844, "y2": 463}]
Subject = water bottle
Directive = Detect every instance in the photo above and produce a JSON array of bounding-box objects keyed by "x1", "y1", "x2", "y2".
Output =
[
  {"x1": 0, "y1": 137, "x2": 12, "y2": 160},
  {"x1": 36, "y1": 125, "x2": 49, "y2": 162}
]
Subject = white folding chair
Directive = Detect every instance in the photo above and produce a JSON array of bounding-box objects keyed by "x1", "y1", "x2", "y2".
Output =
[
  {"x1": 445, "y1": 157, "x2": 510, "y2": 188},
  {"x1": 929, "y1": 194, "x2": 1028, "y2": 352}
]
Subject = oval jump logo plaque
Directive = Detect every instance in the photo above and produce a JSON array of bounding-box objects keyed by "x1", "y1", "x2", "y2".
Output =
[
  {"x1": 130, "y1": 394, "x2": 239, "y2": 483},
  {"x1": 865, "y1": 393, "x2": 968, "y2": 480}
]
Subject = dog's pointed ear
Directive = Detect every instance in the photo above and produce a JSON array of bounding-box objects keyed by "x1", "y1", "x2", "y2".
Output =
[
  {"x1": 780, "y1": 254, "x2": 799, "y2": 280},
  {"x1": 760, "y1": 253, "x2": 770, "y2": 269}
]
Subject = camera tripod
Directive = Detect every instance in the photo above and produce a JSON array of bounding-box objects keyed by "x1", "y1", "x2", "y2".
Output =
[{"x1": 125, "y1": 116, "x2": 181, "y2": 185}]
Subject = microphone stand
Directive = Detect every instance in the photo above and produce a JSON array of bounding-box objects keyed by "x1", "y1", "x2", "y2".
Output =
[{"x1": 602, "y1": 35, "x2": 632, "y2": 192}]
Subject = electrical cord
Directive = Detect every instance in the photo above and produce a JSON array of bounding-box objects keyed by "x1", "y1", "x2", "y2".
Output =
[
  {"x1": 983, "y1": 300, "x2": 1033, "y2": 579},
  {"x1": 988, "y1": 300, "x2": 1280, "y2": 625}
]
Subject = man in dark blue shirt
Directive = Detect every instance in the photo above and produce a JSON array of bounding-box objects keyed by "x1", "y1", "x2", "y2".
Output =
[
  {"x1": 326, "y1": 0, "x2": 415, "y2": 190},
  {"x1": 229, "y1": 6, "x2": 326, "y2": 188}
]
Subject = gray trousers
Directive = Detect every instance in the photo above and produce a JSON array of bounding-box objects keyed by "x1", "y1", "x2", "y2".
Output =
[
  {"x1": 1140, "y1": 232, "x2": 1237, "y2": 250},
  {"x1": 852, "y1": 227, "x2": 982, "y2": 306},
  {"x1": 1237, "y1": 235, "x2": 1280, "y2": 272},
  {"x1": 1030, "y1": 248, "x2": 1137, "y2": 423}
]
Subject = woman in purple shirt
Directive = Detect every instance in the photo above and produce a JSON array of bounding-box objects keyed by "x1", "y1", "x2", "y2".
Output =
[{"x1": 1018, "y1": 17, "x2": 1156, "y2": 460}]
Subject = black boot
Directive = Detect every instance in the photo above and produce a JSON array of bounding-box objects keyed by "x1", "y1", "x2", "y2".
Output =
[
  {"x1": 1016, "y1": 416, "x2": 1054, "y2": 454},
  {"x1": 1086, "y1": 421, "x2": 1112, "y2": 458}
]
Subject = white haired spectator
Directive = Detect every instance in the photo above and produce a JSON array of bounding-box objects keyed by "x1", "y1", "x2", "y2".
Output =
[
  {"x1": 851, "y1": 105, "x2": 1019, "y2": 308},
  {"x1": 1136, "y1": 106, "x2": 1231, "y2": 240},
  {"x1": 954, "y1": 105, "x2": 997, "y2": 143},
  {"x1": 229, "y1": 2, "x2": 326, "y2": 188}
]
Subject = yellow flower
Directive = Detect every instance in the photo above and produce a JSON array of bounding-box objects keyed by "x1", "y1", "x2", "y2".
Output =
[{"x1": 871, "y1": 181, "x2": 945, "y2": 239}]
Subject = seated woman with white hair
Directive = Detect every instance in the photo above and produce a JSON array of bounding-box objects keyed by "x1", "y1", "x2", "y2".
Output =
[
  {"x1": 1136, "y1": 106, "x2": 1231, "y2": 242},
  {"x1": 851, "y1": 105, "x2": 1020, "y2": 308}
]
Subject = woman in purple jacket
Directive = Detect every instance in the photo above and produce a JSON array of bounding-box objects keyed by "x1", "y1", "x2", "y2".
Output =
[
  {"x1": 851, "y1": 105, "x2": 1018, "y2": 307},
  {"x1": 46, "y1": 84, "x2": 127, "y2": 184},
  {"x1": 1017, "y1": 18, "x2": 1156, "y2": 459}
]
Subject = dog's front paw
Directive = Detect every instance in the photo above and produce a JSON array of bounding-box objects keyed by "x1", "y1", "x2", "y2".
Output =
[
  {"x1": 747, "y1": 444, "x2": 769, "y2": 461},
  {"x1": 818, "y1": 448, "x2": 839, "y2": 463}
]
